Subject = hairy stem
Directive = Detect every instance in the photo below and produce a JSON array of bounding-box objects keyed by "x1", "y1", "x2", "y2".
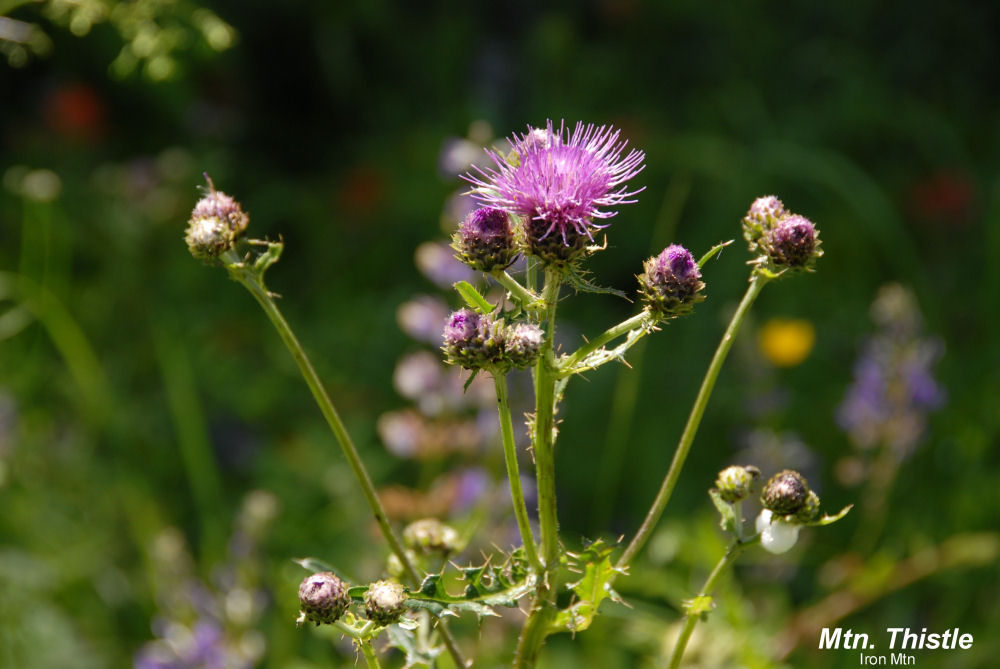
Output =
[
  {"x1": 494, "y1": 374, "x2": 543, "y2": 573},
  {"x1": 360, "y1": 641, "x2": 382, "y2": 669},
  {"x1": 228, "y1": 257, "x2": 466, "y2": 668},
  {"x1": 515, "y1": 268, "x2": 563, "y2": 668},
  {"x1": 667, "y1": 536, "x2": 758, "y2": 669},
  {"x1": 617, "y1": 272, "x2": 769, "y2": 570}
]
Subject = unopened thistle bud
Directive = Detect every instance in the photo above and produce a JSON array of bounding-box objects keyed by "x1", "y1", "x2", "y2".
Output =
[
  {"x1": 504, "y1": 322, "x2": 544, "y2": 368},
  {"x1": 297, "y1": 572, "x2": 351, "y2": 625},
  {"x1": 442, "y1": 309, "x2": 505, "y2": 370},
  {"x1": 714, "y1": 465, "x2": 761, "y2": 503},
  {"x1": 452, "y1": 207, "x2": 517, "y2": 272},
  {"x1": 364, "y1": 580, "x2": 407, "y2": 626},
  {"x1": 403, "y1": 518, "x2": 460, "y2": 556},
  {"x1": 761, "y1": 469, "x2": 811, "y2": 517},
  {"x1": 764, "y1": 214, "x2": 821, "y2": 268},
  {"x1": 638, "y1": 244, "x2": 705, "y2": 319},
  {"x1": 186, "y1": 182, "x2": 249, "y2": 261},
  {"x1": 742, "y1": 195, "x2": 786, "y2": 253}
]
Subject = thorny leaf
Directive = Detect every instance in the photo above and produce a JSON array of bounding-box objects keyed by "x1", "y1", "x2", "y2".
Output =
[
  {"x1": 802, "y1": 504, "x2": 853, "y2": 527},
  {"x1": 551, "y1": 539, "x2": 626, "y2": 634},
  {"x1": 568, "y1": 323, "x2": 654, "y2": 375},
  {"x1": 454, "y1": 280, "x2": 495, "y2": 314},
  {"x1": 696, "y1": 240, "x2": 734, "y2": 268},
  {"x1": 386, "y1": 623, "x2": 442, "y2": 669},
  {"x1": 565, "y1": 265, "x2": 628, "y2": 299},
  {"x1": 709, "y1": 489, "x2": 738, "y2": 534}
]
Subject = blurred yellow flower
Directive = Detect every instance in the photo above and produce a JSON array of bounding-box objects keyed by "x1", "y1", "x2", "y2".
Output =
[{"x1": 757, "y1": 318, "x2": 815, "y2": 367}]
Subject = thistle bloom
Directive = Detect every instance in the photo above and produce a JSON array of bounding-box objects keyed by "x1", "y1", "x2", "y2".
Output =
[
  {"x1": 465, "y1": 120, "x2": 645, "y2": 263},
  {"x1": 638, "y1": 244, "x2": 705, "y2": 318},
  {"x1": 452, "y1": 206, "x2": 516, "y2": 272},
  {"x1": 765, "y1": 214, "x2": 820, "y2": 267}
]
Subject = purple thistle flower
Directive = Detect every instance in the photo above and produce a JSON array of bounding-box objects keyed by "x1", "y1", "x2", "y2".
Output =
[
  {"x1": 441, "y1": 308, "x2": 504, "y2": 369},
  {"x1": 465, "y1": 120, "x2": 645, "y2": 263},
  {"x1": 765, "y1": 214, "x2": 820, "y2": 267},
  {"x1": 638, "y1": 244, "x2": 705, "y2": 319}
]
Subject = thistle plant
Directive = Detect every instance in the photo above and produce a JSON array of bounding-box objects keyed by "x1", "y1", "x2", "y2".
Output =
[{"x1": 183, "y1": 121, "x2": 851, "y2": 668}]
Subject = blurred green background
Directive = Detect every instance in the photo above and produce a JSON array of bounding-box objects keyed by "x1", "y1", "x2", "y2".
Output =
[{"x1": 1, "y1": 1, "x2": 998, "y2": 667}]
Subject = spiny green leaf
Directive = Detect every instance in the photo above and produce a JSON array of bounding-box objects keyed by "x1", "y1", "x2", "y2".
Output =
[
  {"x1": 565, "y1": 265, "x2": 628, "y2": 299},
  {"x1": 551, "y1": 539, "x2": 626, "y2": 634},
  {"x1": 803, "y1": 504, "x2": 853, "y2": 527},
  {"x1": 386, "y1": 623, "x2": 442, "y2": 669},
  {"x1": 454, "y1": 280, "x2": 494, "y2": 313},
  {"x1": 697, "y1": 240, "x2": 734, "y2": 268},
  {"x1": 709, "y1": 489, "x2": 738, "y2": 533}
]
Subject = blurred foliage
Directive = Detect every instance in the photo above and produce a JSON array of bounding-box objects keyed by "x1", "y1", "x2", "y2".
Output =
[{"x1": 1, "y1": 1, "x2": 999, "y2": 667}]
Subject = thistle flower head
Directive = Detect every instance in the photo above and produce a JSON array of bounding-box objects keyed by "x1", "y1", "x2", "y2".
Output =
[
  {"x1": 364, "y1": 580, "x2": 407, "y2": 626},
  {"x1": 466, "y1": 120, "x2": 645, "y2": 265},
  {"x1": 186, "y1": 179, "x2": 249, "y2": 261},
  {"x1": 403, "y1": 518, "x2": 460, "y2": 555},
  {"x1": 452, "y1": 206, "x2": 516, "y2": 272},
  {"x1": 638, "y1": 244, "x2": 705, "y2": 319},
  {"x1": 297, "y1": 572, "x2": 350, "y2": 626},
  {"x1": 742, "y1": 195, "x2": 786, "y2": 253},
  {"x1": 761, "y1": 469, "x2": 811, "y2": 517},
  {"x1": 441, "y1": 309, "x2": 505, "y2": 370},
  {"x1": 504, "y1": 322, "x2": 544, "y2": 369},
  {"x1": 764, "y1": 214, "x2": 821, "y2": 268},
  {"x1": 714, "y1": 465, "x2": 761, "y2": 503}
]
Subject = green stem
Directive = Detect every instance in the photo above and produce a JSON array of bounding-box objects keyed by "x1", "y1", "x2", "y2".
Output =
[
  {"x1": 515, "y1": 269, "x2": 563, "y2": 668},
  {"x1": 617, "y1": 272, "x2": 769, "y2": 570},
  {"x1": 667, "y1": 537, "x2": 757, "y2": 669},
  {"x1": 493, "y1": 374, "x2": 544, "y2": 573},
  {"x1": 559, "y1": 312, "x2": 651, "y2": 376},
  {"x1": 492, "y1": 269, "x2": 542, "y2": 311},
  {"x1": 226, "y1": 254, "x2": 466, "y2": 668},
  {"x1": 360, "y1": 641, "x2": 382, "y2": 669}
]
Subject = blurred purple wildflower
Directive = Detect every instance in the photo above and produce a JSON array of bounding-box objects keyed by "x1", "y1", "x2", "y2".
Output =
[
  {"x1": 465, "y1": 120, "x2": 645, "y2": 244},
  {"x1": 415, "y1": 241, "x2": 476, "y2": 288},
  {"x1": 397, "y1": 295, "x2": 451, "y2": 346},
  {"x1": 837, "y1": 284, "x2": 945, "y2": 457}
]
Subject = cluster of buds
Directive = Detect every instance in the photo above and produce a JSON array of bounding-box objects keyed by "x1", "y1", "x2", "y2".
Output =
[
  {"x1": 185, "y1": 178, "x2": 249, "y2": 261},
  {"x1": 441, "y1": 309, "x2": 543, "y2": 372},
  {"x1": 638, "y1": 244, "x2": 705, "y2": 319},
  {"x1": 742, "y1": 195, "x2": 822, "y2": 270},
  {"x1": 297, "y1": 572, "x2": 410, "y2": 628},
  {"x1": 755, "y1": 469, "x2": 822, "y2": 554}
]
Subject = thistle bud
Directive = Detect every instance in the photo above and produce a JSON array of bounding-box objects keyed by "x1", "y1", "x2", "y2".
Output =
[
  {"x1": 297, "y1": 572, "x2": 351, "y2": 625},
  {"x1": 442, "y1": 309, "x2": 505, "y2": 370},
  {"x1": 504, "y1": 322, "x2": 544, "y2": 368},
  {"x1": 796, "y1": 490, "x2": 821, "y2": 523},
  {"x1": 742, "y1": 195, "x2": 786, "y2": 253},
  {"x1": 714, "y1": 465, "x2": 761, "y2": 503},
  {"x1": 764, "y1": 214, "x2": 821, "y2": 268},
  {"x1": 403, "y1": 518, "x2": 460, "y2": 556},
  {"x1": 185, "y1": 183, "x2": 249, "y2": 261},
  {"x1": 755, "y1": 508, "x2": 801, "y2": 554},
  {"x1": 638, "y1": 244, "x2": 705, "y2": 319},
  {"x1": 761, "y1": 469, "x2": 811, "y2": 516},
  {"x1": 364, "y1": 580, "x2": 407, "y2": 626},
  {"x1": 452, "y1": 207, "x2": 517, "y2": 272}
]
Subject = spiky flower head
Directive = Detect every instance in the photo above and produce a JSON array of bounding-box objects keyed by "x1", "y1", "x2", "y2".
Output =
[
  {"x1": 441, "y1": 309, "x2": 505, "y2": 370},
  {"x1": 452, "y1": 207, "x2": 517, "y2": 272},
  {"x1": 714, "y1": 465, "x2": 761, "y2": 503},
  {"x1": 186, "y1": 179, "x2": 249, "y2": 261},
  {"x1": 297, "y1": 572, "x2": 350, "y2": 625},
  {"x1": 504, "y1": 322, "x2": 544, "y2": 368},
  {"x1": 761, "y1": 469, "x2": 811, "y2": 517},
  {"x1": 364, "y1": 580, "x2": 407, "y2": 626},
  {"x1": 403, "y1": 518, "x2": 460, "y2": 556},
  {"x1": 742, "y1": 195, "x2": 786, "y2": 253},
  {"x1": 764, "y1": 214, "x2": 822, "y2": 268},
  {"x1": 638, "y1": 244, "x2": 705, "y2": 319},
  {"x1": 466, "y1": 120, "x2": 645, "y2": 266}
]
